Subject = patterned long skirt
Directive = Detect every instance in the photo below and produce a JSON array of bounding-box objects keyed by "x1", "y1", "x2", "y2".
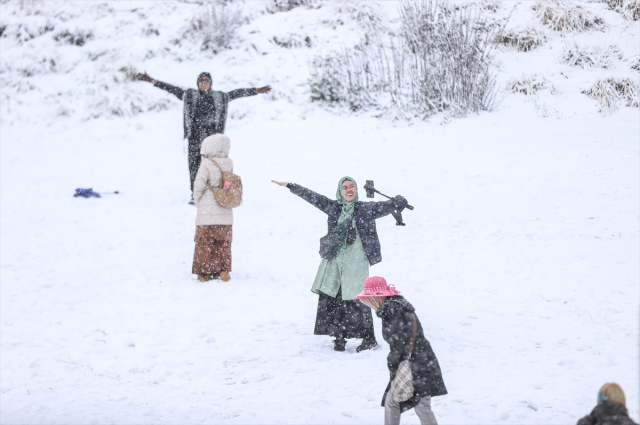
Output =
[{"x1": 192, "y1": 225, "x2": 232, "y2": 276}]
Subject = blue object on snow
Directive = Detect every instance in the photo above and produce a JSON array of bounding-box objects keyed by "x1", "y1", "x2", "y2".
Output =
[{"x1": 74, "y1": 188, "x2": 101, "y2": 198}]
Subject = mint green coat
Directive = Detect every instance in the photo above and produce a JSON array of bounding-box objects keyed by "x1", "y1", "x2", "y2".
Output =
[{"x1": 311, "y1": 225, "x2": 370, "y2": 300}]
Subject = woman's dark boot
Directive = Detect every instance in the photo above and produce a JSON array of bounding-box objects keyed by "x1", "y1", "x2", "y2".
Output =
[
  {"x1": 356, "y1": 335, "x2": 378, "y2": 353},
  {"x1": 333, "y1": 337, "x2": 346, "y2": 352}
]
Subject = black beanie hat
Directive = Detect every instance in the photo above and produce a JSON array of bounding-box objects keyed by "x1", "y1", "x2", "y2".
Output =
[{"x1": 197, "y1": 72, "x2": 212, "y2": 83}]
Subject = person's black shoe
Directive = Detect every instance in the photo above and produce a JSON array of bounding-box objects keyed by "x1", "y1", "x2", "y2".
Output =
[
  {"x1": 356, "y1": 337, "x2": 378, "y2": 353},
  {"x1": 333, "y1": 338, "x2": 346, "y2": 352},
  {"x1": 188, "y1": 197, "x2": 195, "y2": 205}
]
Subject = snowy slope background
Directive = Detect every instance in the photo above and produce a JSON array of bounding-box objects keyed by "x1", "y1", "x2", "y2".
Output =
[{"x1": 1, "y1": 0, "x2": 639, "y2": 423}]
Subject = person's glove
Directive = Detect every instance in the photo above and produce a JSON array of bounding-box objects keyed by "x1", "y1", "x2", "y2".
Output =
[
  {"x1": 256, "y1": 85, "x2": 272, "y2": 94},
  {"x1": 136, "y1": 72, "x2": 154, "y2": 83},
  {"x1": 393, "y1": 195, "x2": 408, "y2": 210}
]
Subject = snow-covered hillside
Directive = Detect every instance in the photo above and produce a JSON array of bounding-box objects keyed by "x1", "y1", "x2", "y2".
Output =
[{"x1": 1, "y1": 0, "x2": 639, "y2": 424}]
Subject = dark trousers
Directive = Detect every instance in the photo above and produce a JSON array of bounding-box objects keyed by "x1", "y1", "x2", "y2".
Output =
[{"x1": 188, "y1": 138, "x2": 202, "y2": 195}]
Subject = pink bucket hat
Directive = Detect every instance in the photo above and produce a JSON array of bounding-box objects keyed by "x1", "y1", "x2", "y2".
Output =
[{"x1": 354, "y1": 276, "x2": 401, "y2": 299}]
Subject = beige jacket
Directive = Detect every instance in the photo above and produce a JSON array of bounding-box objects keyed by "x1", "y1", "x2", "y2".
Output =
[{"x1": 193, "y1": 134, "x2": 233, "y2": 226}]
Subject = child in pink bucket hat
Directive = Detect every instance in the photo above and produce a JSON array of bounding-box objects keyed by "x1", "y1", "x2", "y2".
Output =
[
  {"x1": 355, "y1": 276, "x2": 447, "y2": 425},
  {"x1": 354, "y1": 276, "x2": 401, "y2": 299}
]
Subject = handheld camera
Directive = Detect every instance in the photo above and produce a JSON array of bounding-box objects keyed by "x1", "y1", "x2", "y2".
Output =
[{"x1": 363, "y1": 180, "x2": 413, "y2": 226}]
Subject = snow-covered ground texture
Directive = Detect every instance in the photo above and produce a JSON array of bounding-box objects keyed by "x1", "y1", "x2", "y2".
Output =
[{"x1": 1, "y1": 0, "x2": 639, "y2": 424}]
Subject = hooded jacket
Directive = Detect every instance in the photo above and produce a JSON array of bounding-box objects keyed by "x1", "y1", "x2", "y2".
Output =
[
  {"x1": 577, "y1": 402, "x2": 638, "y2": 425},
  {"x1": 377, "y1": 296, "x2": 447, "y2": 412},
  {"x1": 154, "y1": 80, "x2": 256, "y2": 141},
  {"x1": 193, "y1": 134, "x2": 233, "y2": 226},
  {"x1": 287, "y1": 183, "x2": 396, "y2": 265}
]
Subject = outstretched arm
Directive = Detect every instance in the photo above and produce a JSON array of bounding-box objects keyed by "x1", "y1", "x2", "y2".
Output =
[
  {"x1": 137, "y1": 72, "x2": 184, "y2": 100},
  {"x1": 367, "y1": 196, "x2": 409, "y2": 220},
  {"x1": 228, "y1": 87, "x2": 257, "y2": 101},
  {"x1": 228, "y1": 85, "x2": 271, "y2": 101},
  {"x1": 271, "y1": 180, "x2": 334, "y2": 215},
  {"x1": 368, "y1": 199, "x2": 396, "y2": 220}
]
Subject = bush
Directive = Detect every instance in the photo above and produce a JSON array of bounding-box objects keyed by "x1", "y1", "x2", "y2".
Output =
[
  {"x1": 631, "y1": 54, "x2": 640, "y2": 71},
  {"x1": 506, "y1": 74, "x2": 547, "y2": 95},
  {"x1": 82, "y1": 60, "x2": 175, "y2": 119},
  {"x1": 272, "y1": 34, "x2": 311, "y2": 48},
  {"x1": 5, "y1": 20, "x2": 56, "y2": 44},
  {"x1": 533, "y1": 0, "x2": 604, "y2": 32},
  {"x1": 331, "y1": 0, "x2": 384, "y2": 32},
  {"x1": 180, "y1": 0, "x2": 246, "y2": 54},
  {"x1": 309, "y1": 55, "x2": 348, "y2": 106},
  {"x1": 309, "y1": 0, "x2": 498, "y2": 118},
  {"x1": 561, "y1": 42, "x2": 623, "y2": 69},
  {"x1": 53, "y1": 29, "x2": 93, "y2": 46},
  {"x1": 605, "y1": 0, "x2": 640, "y2": 21},
  {"x1": 582, "y1": 78, "x2": 639, "y2": 113},
  {"x1": 267, "y1": 0, "x2": 314, "y2": 13},
  {"x1": 481, "y1": 0, "x2": 502, "y2": 13},
  {"x1": 495, "y1": 27, "x2": 546, "y2": 52}
]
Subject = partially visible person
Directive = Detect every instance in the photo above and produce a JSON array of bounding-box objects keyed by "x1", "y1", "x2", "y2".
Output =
[
  {"x1": 137, "y1": 71, "x2": 270, "y2": 202},
  {"x1": 192, "y1": 134, "x2": 234, "y2": 282},
  {"x1": 355, "y1": 277, "x2": 447, "y2": 425},
  {"x1": 577, "y1": 383, "x2": 637, "y2": 425}
]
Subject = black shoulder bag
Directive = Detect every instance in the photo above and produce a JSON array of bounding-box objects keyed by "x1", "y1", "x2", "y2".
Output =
[{"x1": 319, "y1": 217, "x2": 356, "y2": 260}]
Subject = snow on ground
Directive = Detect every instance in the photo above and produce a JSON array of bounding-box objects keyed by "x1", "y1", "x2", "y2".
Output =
[{"x1": 1, "y1": 1, "x2": 639, "y2": 424}]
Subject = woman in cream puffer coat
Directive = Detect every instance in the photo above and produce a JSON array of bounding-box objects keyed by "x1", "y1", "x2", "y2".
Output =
[{"x1": 192, "y1": 134, "x2": 234, "y2": 282}]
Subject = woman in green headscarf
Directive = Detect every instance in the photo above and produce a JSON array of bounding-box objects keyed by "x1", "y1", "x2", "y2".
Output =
[{"x1": 272, "y1": 176, "x2": 406, "y2": 352}]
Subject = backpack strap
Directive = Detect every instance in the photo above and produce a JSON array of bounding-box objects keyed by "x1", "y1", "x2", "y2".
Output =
[
  {"x1": 208, "y1": 158, "x2": 233, "y2": 174},
  {"x1": 407, "y1": 314, "x2": 418, "y2": 360},
  {"x1": 207, "y1": 158, "x2": 223, "y2": 191},
  {"x1": 208, "y1": 158, "x2": 223, "y2": 173}
]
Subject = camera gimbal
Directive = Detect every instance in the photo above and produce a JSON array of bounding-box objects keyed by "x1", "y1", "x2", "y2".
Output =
[{"x1": 363, "y1": 180, "x2": 413, "y2": 226}]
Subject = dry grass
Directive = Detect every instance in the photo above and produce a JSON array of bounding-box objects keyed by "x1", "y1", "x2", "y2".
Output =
[
  {"x1": 272, "y1": 34, "x2": 312, "y2": 48},
  {"x1": 480, "y1": 0, "x2": 502, "y2": 13},
  {"x1": 605, "y1": 0, "x2": 640, "y2": 21},
  {"x1": 331, "y1": 0, "x2": 385, "y2": 33},
  {"x1": 310, "y1": 0, "x2": 497, "y2": 118},
  {"x1": 561, "y1": 42, "x2": 623, "y2": 69},
  {"x1": 495, "y1": 27, "x2": 546, "y2": 52},
  {"x1": 533, "y1": 0, "x2": 604, "y2": 32},
  {"x1": 506, "y1": 74, "x2": 547, "y2": 95},
  {"x1": 582, "y1": 78, "x2": 639, "y2": 113},
  {"x1": 267, "y1": 0, "x2": 315, "y2": 13},
  {"x1": 179, "y1": 0, "x2": 246, "y2": 54}
]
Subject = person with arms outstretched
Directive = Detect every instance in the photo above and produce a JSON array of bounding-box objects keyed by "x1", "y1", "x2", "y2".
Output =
[
  {"x1": 272, "y1": 177, "x2": 408, "y2": 353},
  {"x1": 138, "y1": 71, "x2": 270, "y2": 203}
]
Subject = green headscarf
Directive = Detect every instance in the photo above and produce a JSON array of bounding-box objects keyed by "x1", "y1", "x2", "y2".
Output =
[
  {"x1": 336, "y1": 176, "x2": 359, "y2": 224},
  {"x1": 597, "y1": 390, "x2": 608, "y2": 405}
]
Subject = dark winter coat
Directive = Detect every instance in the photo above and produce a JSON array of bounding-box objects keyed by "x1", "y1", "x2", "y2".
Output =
[
  {"x1": 377, "y1": 296, "x2": 447, "y2": 412},
  {"x1": 288, "y1": 183, "x2": 396, "y2": 266},
  {"x1": 155, "y1": 81, "x2": 257, "y2": 142},
  {"x1": 577, "y1": 402, "x2": 638, "y2": 425}
]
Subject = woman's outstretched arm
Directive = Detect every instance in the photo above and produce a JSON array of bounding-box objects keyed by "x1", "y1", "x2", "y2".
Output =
[
  {"x1": 368, "y1": 196, "x2": 408, "y2": 220},
  {"x1": 271, "y1": 180, "x2": 335, "y2": 215}
]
